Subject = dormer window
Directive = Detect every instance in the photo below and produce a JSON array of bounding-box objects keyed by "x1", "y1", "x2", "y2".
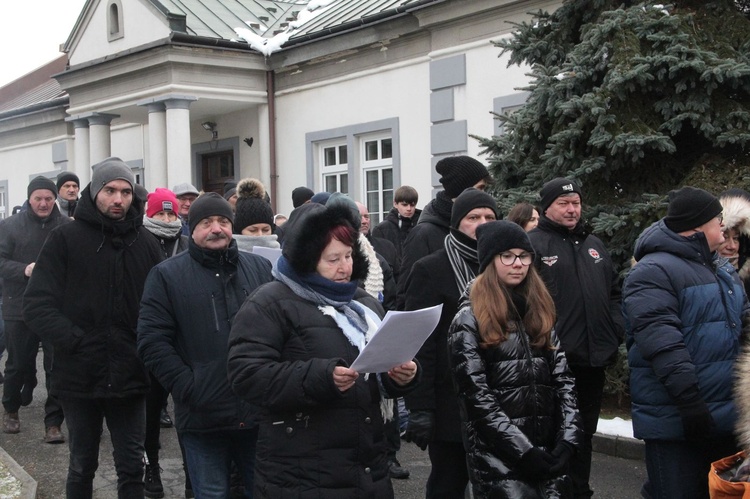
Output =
[{"x1": 108, "y1": 0, "x2": 124, "y2": 41}]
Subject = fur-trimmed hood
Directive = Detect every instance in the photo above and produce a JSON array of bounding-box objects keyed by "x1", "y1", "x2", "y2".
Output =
[
  {"x1": 720, "y1": 190, "x2": 750, "y2": 280},
  {"x1": 281, "y1": 203, "x2": 369, "y2": 281}
]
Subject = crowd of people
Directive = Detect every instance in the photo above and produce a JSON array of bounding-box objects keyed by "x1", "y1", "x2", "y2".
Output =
[{"x1": 0, "y1": 153, "x2": 749, "y2": 499}]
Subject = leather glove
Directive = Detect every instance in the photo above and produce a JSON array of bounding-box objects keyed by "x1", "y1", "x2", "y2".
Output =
[
  {"x1": 549, "y1": 441, "x2": 575, "y2": 476},
  {"x1": 678, "y1": 399, "x2": 714, "y2": 442},
  {"x1": 403, "y1": 410, "x2": 435, "y2": 451},
  {"x1": 516, "y1": 447, "x2": 556, "y2": 481}
]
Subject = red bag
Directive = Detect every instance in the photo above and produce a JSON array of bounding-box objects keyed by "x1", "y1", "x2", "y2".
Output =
[{"x1": 709, "y1": 451, "x2": 750, "y2": 499}]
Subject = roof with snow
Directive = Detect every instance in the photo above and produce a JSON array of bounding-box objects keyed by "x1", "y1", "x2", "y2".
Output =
[{"x1": 154, "y1": 0, "x2": 443, "y2": 55}]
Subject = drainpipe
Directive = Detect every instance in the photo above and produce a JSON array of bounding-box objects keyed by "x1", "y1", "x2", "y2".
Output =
[{"x1": 266, "y1": 70, "x2": 278, "y2": 213}]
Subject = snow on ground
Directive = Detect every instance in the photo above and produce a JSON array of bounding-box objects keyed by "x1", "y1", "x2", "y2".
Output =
[{"x1": 597, "y1": 417, "x2": 634, "y2": 439}]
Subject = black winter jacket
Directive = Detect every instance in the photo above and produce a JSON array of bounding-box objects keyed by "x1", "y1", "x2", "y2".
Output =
[
  {"x1": 137, "y1": 239, "x2": 273, "y2": 432},
  {"x1": 448, "y1": 297, "x2": 582, "y2": 498},
  {"x1": 227, "y1": 281, "x2": 419, "y2": 498},
  {"x1": 403, "y1": 248, "x2": 474, "y2": 442},
  {"x1": 372, "y1": 207, "x2": 421, "y2": 262},
  {"x1": 528, "y1": 217, "x2": 624, "y2": 367},
  {"x1": 23, "y1": 186, "x2": 163, "y2": 398},
  {"x1": 0, "y1": 206, "x2": 70, "y2": 320},
  {"x1": 397, "y1": 195, "x2": 452, "y2": 309}
]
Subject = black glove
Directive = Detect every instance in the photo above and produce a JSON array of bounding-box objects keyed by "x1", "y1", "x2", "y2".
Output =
[
  {"x1": 516, "y1": 447, "x2": 556, "y2": 481},
  {"x1": 549, "y1": 441, "x2": 575, "y2": 476},
  {"x1": 403, "y1": 410, "x2": 435, "y2": 451},
  {"x1": 678, "y1": 399, "x2": 714, "y2": 442}
]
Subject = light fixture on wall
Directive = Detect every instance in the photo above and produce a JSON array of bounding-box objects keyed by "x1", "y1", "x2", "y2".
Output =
[
  {"x1": 243, "y1": 137, "x2": 254, "y2": 148},
  {"x1": 201, "y1": 121, "x2": 218, "y2": 141}
]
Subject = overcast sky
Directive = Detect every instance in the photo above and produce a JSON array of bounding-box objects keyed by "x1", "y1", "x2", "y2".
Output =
[{"x1": 0, "y1": 0, "x2": 88, "y2": 87}]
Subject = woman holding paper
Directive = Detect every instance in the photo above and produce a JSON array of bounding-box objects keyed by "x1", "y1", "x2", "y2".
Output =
[
  {"x1": 447, "y1": 220, "x2": 582, "y2": 498},
  {"x1": 227, "y1": 202, "x2": 418, "y2": 498}
]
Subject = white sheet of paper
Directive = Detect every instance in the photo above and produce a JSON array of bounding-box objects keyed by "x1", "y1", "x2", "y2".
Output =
[
  {"x1": 251, "y1": 246, "x2": 282, "y2": 269},
  {"x1": 350, "y1": 304, "x2": 443, "y2": 373}
]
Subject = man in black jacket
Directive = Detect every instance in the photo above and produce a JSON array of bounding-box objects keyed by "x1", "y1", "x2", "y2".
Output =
[
  {"x1": 528, "y1": 178, "x2": 625, "y2": 499},
  {"x1": 137, "y1": 193, "x2": 273, "y2": 499},
  {"x1": 0, "y1": 176, "x2": 70, "y2": 442},
  {"x1": 23, "y1": 158, "x2": 164, "y2": 498}
]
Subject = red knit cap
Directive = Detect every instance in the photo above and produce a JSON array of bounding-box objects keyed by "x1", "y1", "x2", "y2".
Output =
[{"x1": 147, "y1": 188, "x2": 179, "y2": 218}]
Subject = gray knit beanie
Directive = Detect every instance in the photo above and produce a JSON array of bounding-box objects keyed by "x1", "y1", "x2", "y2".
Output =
[{"x1": 89, "y1": 157, "x2": 134, "y2": 201}]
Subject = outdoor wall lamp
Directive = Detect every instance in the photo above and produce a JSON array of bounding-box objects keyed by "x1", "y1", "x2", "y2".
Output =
[{"x1": 201, "y1": 121, "x2": 218, "y2": 140}]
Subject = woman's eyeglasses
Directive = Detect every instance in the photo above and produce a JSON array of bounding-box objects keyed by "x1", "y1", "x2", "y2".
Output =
[{"x1": 499, "y1": 252, "x2": 533, "y2": 266}]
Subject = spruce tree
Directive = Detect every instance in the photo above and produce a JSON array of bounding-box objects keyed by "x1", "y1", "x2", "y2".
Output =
[{"x1": 478, "y1": 0, "x2": 750, "y2": 269}]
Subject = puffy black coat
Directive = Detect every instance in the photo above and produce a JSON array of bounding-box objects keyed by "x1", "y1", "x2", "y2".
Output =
[
  {"x1": 0, "y1": 206, "x2": 70, "y2": 320},
  {"x1": 448, "y1": 299, "x2": 582, "y2": 498},
  {"x1": 23, "y1": 186, "x2": 163, "y2": 398},
  {"x1": 137, "y1": 239, "x2": 273, "y2": 432},
  {"x1": 227, "y1": 281, "x2": 418, "y2": 498},
  {"x1": 403, "y1": 248, "x2": 473, "y2": 442},
  {"x1": 528, "y1": 217, "x2": 624, "y2": 367},
  {"x1": 372, "y1": 207, "x2": 421, "y2": 263}
]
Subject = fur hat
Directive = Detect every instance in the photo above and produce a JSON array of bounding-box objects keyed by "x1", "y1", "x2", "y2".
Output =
[
  {"x1": 56, "y1": 171, "x2": 80, "y2": 191},
  {"x1": 476, "y1": 221, "x2": 535, "y2": 273},
  {"x1": 435, "y1": 156, "x2": 491, "y2": 198},
  {"x1": 90, "y1": 157, "x2": 134, "y2": 201},
  {"x1": 665, "y1": 186, "x2": 723, "y2": 233},
  {"x1": 282, "y1": 203, "x2": 368, "y2": 280},
  {"x1": 540, "y1": 178, "x2": 582, "y2": 213},
  {"x1": 188, "y1": 192, "x2": 234, "y2": 234},
  {"x1": 450, "y1": 188, "x2": 498, "y2": 230},
  {"x1": 720, "y1": 189, "x2": 750, "y2": 281},
  {"x1": 233, "y1": 178, "x2": 274, "y2": 234},
  {"x1": 27, "y1": 176, "x2": 57, "y2": 199},
  {"x1": 147, "y1": 188, "x2": 179, "y2": 218},
  {"x1": 292, "y1": 186, "x2": 315, "y2": 208}
]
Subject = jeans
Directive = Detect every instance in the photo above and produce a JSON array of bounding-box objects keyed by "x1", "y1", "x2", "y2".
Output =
[
  {"x1": 642, "y1": 436, "x2": 738, "y2": 499},
  {"x1": 180, "y1": 428, "x2": 258, "y2": 499},
  {"x1": 2, "y1": 320, "x2": 63, "y2": 427},
  {"x1": 61, "y1": 395, "x2": 146, "y2": 499},
  {"x1": 568, "y1": 365, "x2": 605, "y2": 499},
  {"x1": 426, "y1": 440, "x2": 469, "y2": 499}
]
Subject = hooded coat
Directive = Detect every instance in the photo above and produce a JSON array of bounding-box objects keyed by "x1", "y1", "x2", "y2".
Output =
[
  {"x1": 623, "y1": 220, "x2": 749, "y2": 440},
  {"x1": 23, "y1": 185, "x2": 163, "y2": 398},
  {"x1": 448, "y1": 293, "x2": 582, "y2": 498},
  {"x1": 720, "y1": 191, "x2": 750, "y2": 294}
]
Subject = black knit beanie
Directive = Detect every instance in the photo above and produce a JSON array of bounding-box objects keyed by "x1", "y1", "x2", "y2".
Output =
[
  {"x1": 450, "y1": 188, "x2": 498, "y2": 229},
  {"x1": 188, "y1": 192, "x2": 234, "y2": 234},
  {"x1": 56, "y1": 171, "x2": 80, "y2": 191},
  {"x1": 476, "y1": 221, "x2": 535, "y2": 273},
  {"x1": 90, "y1": 157, "x2": 134, "y2": 201},
  {"x1": 233, "y1": 178, "x2": 274, "y2": 234},
  {"x1": 292, "y1": 186, "x2": 315, "y2": 208},
  {"x1": 540, "y1": 178, "x2": 582, "y2": 213},
  {"x1": 665, "y1": 186, "x2": 723, "y2": 233},
  {"x1": 223, "y1": 187, "x2": 237, "y2": 201},
  {"x1": 27, "y1": 176, "x2": 58, "y2": 199},
  {"x1": 436, "y1": 156, "x2": 491, "y2": 198}
]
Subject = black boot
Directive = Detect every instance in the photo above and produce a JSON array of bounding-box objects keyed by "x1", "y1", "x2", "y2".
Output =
[{"x1": 144, "y1": 463, "x2": 164, "y2": 498}]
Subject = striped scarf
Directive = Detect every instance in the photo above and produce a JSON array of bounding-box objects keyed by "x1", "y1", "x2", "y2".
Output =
[{"x1": 444, "y1": 232, "x2": 479, "y2": 294}]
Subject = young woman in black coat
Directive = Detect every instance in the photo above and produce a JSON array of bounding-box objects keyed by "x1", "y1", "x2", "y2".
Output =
[{"x1": 448, "y1": 221, "x2": 582, "y2": 498}]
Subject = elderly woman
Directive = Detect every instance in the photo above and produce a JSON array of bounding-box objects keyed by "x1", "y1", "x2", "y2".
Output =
[
  {"x1": 448, "y1": 221, "x2": 581, "y2": 498},
  {"x1": 227, "y1": 203, "x2": 419, "y2": 498},
  {"x1": 719, "y1": 188, "x2": 750, "y2": 294},
  {"x1": 144, "y1": 187, "x2": 189, "y2": 258}
]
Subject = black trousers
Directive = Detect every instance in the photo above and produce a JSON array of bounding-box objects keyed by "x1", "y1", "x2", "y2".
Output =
[
  {"x1": 2, "y1": 320, "x2": 63, "y2": 427},
  {"x1": 145, "y1": 372, "x2": 168, "y2": 464},
  {"x1": 568, "y1": 364, "x2": 606, "y2": 499},
  {"x1": 426, "y1": 440, "x2": 469, "y2": 499}
]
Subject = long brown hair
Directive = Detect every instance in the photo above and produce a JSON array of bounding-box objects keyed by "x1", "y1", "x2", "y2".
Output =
[{"x1": 469, "y1": 260, "x2": 556, "y2": 349}]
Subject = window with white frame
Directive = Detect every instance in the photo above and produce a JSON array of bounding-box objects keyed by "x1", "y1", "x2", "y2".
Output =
[
  {"x1": 361, "y1": 134, "x2": 393, "y2": 225},
  {"x1": 320, "y1": 141, "x2": 349, "y2": 195}
]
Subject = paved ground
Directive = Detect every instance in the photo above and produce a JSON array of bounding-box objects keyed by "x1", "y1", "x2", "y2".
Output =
[{"x1": 0, "y1": 354, "x2": 648, "y2": 498}]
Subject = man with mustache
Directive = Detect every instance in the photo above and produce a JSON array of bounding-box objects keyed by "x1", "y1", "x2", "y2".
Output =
[
  {"x1": 23, "y1": 158, "x2": 163, "y2": 497},
  {"x1": 527, "y1": 178, "x2": 625, "y2": 499},
  {"x1": 137, "y1": 192, "x2": 273, "y2": 498}
]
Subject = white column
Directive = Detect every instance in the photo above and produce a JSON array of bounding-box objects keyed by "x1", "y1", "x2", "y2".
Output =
[
  {"x1": 87, "y1": 113, "x2": 119, "y2": 165},
  {"x1": 164, "y1": 98, "x2": 197, "y2": 188},
  {"x1": 70, "y1": 119, "x2": 91, "y2": 186},
  {"x1": 145, "y1": 103, "x2": 167, "y2": 189}
]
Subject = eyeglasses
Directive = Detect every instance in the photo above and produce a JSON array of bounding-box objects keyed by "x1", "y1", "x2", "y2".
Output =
[
  {"x1": 717, "y1": 214, "x2": 723, "y2": 224},
  {"x1": 499, "y1": 252, "x2": 533, "y2": 266}
]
